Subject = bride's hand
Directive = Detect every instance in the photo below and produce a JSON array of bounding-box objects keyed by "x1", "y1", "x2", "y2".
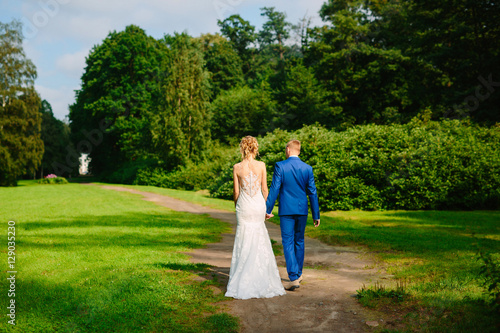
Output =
[{"x1": 265, "y1": 213, "x2": 274, "y2": 220}]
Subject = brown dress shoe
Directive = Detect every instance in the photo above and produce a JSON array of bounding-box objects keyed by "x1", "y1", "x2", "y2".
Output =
[{"x1": 284, "y1": 279, "x2": 300, "y2": 291}]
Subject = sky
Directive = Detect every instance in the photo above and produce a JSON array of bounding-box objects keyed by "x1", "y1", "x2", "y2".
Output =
[{"x1": 1, "y1": 0, "x2": 327, "y2": 121}]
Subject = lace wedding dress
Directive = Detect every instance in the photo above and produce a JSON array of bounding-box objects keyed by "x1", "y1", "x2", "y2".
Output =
[{"x1": 225, "y1": 166, "x2": 286, "y2": 299}]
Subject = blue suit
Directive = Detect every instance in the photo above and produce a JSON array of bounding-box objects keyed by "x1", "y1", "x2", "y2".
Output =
[{"x1": 266, "y1": 156, "x2": 320, "y2": 281}]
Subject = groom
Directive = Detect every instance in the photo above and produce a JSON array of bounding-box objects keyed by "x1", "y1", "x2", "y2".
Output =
[{"x1": 265, "y1": 140, "x2": 320, "y2": 291}]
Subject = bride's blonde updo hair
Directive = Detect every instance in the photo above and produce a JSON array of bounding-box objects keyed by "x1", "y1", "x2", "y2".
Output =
[{"x1": 240, "y1": 136, "x2": 259, "y2": 159}]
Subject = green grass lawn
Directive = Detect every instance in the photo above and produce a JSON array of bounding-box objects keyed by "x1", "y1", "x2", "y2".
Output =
[
  {"x1": 105, "y1": 184, "x2": 237, "y2": 212},
  {"x1": 113, "y1": 183, "x2": 500, "y2": 332},
  {"x1": 0, "y1": 181, "x2": 238, "y2": 333},
  {"x1": 310, "y1": 210, "x2": 500, "y2": 332}
]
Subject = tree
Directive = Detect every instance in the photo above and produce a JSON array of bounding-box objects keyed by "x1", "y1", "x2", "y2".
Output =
[
  {"x1": 0, "y1": 20, "x2": 43, "y2": 186},
  {"x1": 292, "y1": 15, "x2": 314, "y2": 53},
  {"x1": 150, "y1": 33, "x2": 211, "y2": 169},
  {"x1": 210, "y1": 85, "x2": 277, "y2": 144},
  {"x1": 274, "y1": 63, "x2": 335, "y2": 130},
  {"x1": 217, "y1": 15, "x2": 256, "y2": 73},
  {"x1": 197, "y1": 33, "x2": 244, "y2": 100},
  {"x1": 393, "y1": 0, "x2": 500, "y2": 123},
  {"x1": 308, "y1": 0, "x2": 500, "y2": 126},
  {"x1": 305, "y1": 0, "x2": 445, "y2": 127},
  {"x1": 258, "y1": 7, "x2": 292, "y2": 60},
  {"x1": 69, "y1": 25, "x2": 166, "y2": 175},
  {"x1": 38, "y1": 100, "x2": 72, "y2": 178}
]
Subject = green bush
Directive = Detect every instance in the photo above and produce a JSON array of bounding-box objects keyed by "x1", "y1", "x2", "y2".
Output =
[
  {"x1": 102, "y1": 159, "x2": 158, "y2": 185},
  {"x1": 261, "y1": 121, "x2": 500, "y2": 210},
  {"x1": 254, "y1": 120, "x2": 500, "y2": 210},
  {"x1": 131, "y1": 120, "x2": 500, "y2": 211},
  {"x1": 134, "y1": 145, "x2": 240, "y2": 192},
  {"x1": 37, "y1": 177, "x2": 68, "y2": 184}
]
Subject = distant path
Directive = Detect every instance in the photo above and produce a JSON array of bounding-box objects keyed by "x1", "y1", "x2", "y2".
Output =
[{"x1": 96, "y1": 185, "x2": 389, "y2": 332}]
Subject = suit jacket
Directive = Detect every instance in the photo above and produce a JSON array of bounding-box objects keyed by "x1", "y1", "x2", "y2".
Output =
[{"x1": 266, "y1": 156, "x2": 320, "y2": 220}]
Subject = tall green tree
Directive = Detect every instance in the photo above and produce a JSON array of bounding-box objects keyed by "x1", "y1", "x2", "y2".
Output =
[
  {"x1": 210, "y1": 85, "x2": 276, "y2": 144},
  {"x1": 258, "y1": 7, "x2": 292, "y2": 60},
  {"x1": 217, "y1": 15, "x2": 256, "y2": 74},
  {"x1": 38, "y1": 100, "x2": 72, "y2": 178},
  {"x1": 0, "y1": 20, "x2": 43, "y2": 186},
  {"x1": 305, "y1": 0, "x2": 445, "y2": 127},
  {"x1": 310, "y1": 0, "x2": 500, "y2": 125},
  {"x1": 197, "y1": 33, "x2": 244, "y2": 100},
  {"x1": 69, "y1": 25, "x2": 166, "y2": 175},
  {"x1": 387, "y1": 0, "x2": 500, "y2": 123},
  {"x1": 150, "y1": 33, "x2": 211, "y2": 169},
  {"x1": 274, "y1": 63, "x2": 335, "y2": 130}
]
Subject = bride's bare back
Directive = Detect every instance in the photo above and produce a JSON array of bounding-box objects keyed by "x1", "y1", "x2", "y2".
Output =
[{"x1": 233, "y1": 159, "x2": 268, "y2": 204}]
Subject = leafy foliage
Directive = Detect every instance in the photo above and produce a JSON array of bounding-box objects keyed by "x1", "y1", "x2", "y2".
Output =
[
  {"x1": 192, "y1": 122, "x2": 500, "y2": 211},
  {"x1": 69, "y1": 25, "x2": 165, "y2": 175},
  {"x1": 65, "y1": 3, "x2": 500, "y2": 198},
  {"x1": 198, "y1": 33, "x2": 244, "y2": 100},
  {"x1": 38, "y1": 100, "x2": 73, "y2": 178},
  {"x1": 0, "y1": 20, "x2": 43, "y2": 186},
  {"x1": 210, "y1": 85, "x2": 277, "y2": 144},
  {"x1": 150, "y1": 33, "x2": 211, "y2": 169},
  {"x1": 478, "y1": 247, "x2": 500, "y2": 311},
  {"x1": 217, "y1": 14, "x2": 256, "y2": 75},
  {"x1": 258, "y1": 7, "x2": 291, "y2": 60},
  {"x1": 37, "y1": 176, "x2": 68, "y2": 184}
]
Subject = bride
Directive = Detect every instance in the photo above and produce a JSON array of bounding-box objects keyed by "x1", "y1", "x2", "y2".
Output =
[{"x1": 225, "y1": 136, "x2": 286, "y2": 299}]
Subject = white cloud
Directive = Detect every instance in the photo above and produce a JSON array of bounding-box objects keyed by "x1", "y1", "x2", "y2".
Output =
[{"x1": 55, "y1": 49, "x2": 87, "y2": 79}]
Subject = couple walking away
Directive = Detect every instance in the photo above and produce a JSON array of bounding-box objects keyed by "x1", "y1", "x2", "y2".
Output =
[{"x1": 225, "y1": 136, "x2": 320, "y2": 300}]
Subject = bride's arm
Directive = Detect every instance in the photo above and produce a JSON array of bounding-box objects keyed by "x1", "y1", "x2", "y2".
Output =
[
  {"x1": 233, "y1": 165, "x2": 240, "y2": 206},
  {"x1": 261, "y1": 163, "x2": 269, "y2": 201}
]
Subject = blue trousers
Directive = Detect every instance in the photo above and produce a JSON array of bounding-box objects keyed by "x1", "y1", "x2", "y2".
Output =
[{"x1": 280, "y1": 215, "x2": 307, "y2": 281}]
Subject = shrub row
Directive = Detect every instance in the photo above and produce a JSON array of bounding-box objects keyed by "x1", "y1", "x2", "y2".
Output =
[
  {"x1": 132, "y1": 120, "x2": 500, "y2": 210},
  {"x1": 38, "y1": 177, "x2": 68, "y2": 184}
]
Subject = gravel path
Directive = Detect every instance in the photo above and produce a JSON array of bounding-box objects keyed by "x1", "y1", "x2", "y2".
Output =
[{"x1": 98, "y1": 185, "x2": 389, "y2": 332}]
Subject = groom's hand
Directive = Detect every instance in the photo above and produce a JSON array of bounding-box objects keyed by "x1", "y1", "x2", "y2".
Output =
[
  {"x1": 265, "y1": 213, "x2": 274, "y2": 220},
  {"x1": 314, "y1": 219, "x2": 320, "y2": 227}
]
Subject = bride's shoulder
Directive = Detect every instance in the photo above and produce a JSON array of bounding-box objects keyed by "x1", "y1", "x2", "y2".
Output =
[{"x1": 256, "y1": 160, "x2": 266, "y2": 170}]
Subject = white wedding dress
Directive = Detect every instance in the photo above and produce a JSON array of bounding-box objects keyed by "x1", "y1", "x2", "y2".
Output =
[{"x1": 225, "y1": 167, "x2": 286, "y2": 299}]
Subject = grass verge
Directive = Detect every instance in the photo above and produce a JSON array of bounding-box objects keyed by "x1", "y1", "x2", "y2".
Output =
[
  {"x1": 308, "y1": 210, "x2": 500, "y2": 332},
  {"x1": 0, "y1": 180, "x2": 239, "y2": 332}
]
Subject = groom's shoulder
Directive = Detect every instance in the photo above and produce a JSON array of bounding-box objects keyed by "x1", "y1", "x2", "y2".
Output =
[{"x1": 282, "y1": 157, "x2": 311, "y2": 169}]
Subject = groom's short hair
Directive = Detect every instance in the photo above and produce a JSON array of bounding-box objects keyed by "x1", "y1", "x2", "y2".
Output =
[{"x1": 286, "y1": 140, "x2": 301, "y2": 153}]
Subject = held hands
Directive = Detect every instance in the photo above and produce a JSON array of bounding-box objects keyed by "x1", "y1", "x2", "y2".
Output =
[
  {"x1": 314, "y1": 219, "x2": 320, "y2": 227},
  {"x1": 265, "y1": 213, "x2": 274, "y2": 220}
]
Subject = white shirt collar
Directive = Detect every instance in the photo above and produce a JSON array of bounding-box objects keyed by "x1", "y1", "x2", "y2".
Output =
[{"x1": 289, "y1": 154, "x2": 299, "y2": 158}]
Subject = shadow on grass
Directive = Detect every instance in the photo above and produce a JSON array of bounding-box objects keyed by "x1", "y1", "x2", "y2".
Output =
[
  {"x1": 10, "y1": 272, "x2": 232, "y2": 332},
  {"x1": 153, "y1": 262, "x2": 212, "y2": 271},
  {"x1": 19, "y1": 211, "x2": 228, "y2": 250},
  {"x1": 384, "y1": 210, "x2": 500, "y2": 233},
  {"x1": 314, "y1": 211, "x2": 500, "y2": 255},
  {"x1": 313, "y1": 210, "x2": 500, "y2": 332},
  {"x1": 1, "y1": 209, "x2": 236, "y2": 332}
]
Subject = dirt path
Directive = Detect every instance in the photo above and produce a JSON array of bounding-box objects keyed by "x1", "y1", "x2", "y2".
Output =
[{"x1": 98, "y1": 185, "x2": 389, "y2": 332}]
